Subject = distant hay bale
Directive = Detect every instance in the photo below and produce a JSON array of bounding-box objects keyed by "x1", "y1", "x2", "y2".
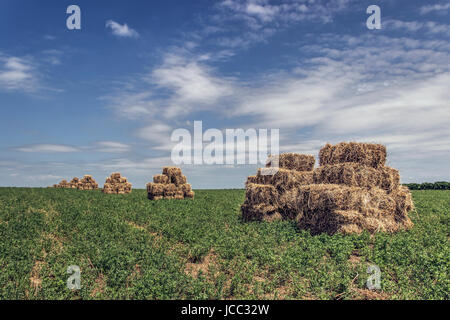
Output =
[
  {"x1": 319, "y1": 142, "x2": 386, "y2": 168},
  {"x1": 147, "y1": 167, "x2": 194, "y2": 200},
  {"x1": 78, "y1": 175, "x2": 99, "y2": 190},
  {"x1": 313, "y1": 163, "x2": 399, "y2": 193},
  {"x1": 69, "y1": 177, "x2": 80, "y2": 189},
  {"x1": 266, "y1": 153, "x2": 315, "y2": 171},
  {"x1": 102, "y1": 172, "x2": 132, "y2": 194}
]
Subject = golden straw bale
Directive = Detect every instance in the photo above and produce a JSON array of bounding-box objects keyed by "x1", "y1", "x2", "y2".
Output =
[
  {"x1": 111, "y1": 172, "x2": 121, "y2": 179},
  {"x1": 319, "y1": 142, "x2": 386, "y2": 169},
  {"x1": 266, "y1": 153, "x2": 315, "y2": 171},
  {"x1": 148, "y1": 167, "x2": 193, "y2": 200},
  {"x1": 163, "y1": 167, "x2": 182, "y2": 177},
  {"x1": 172, "y1": 175, "x2": 187, "y2": 186},
  {"x1": 260, "y1": 168, "x2": 314, "y2": 192},
  {"x1": 313, "y1": 163, "x2": 399, "y2": 193},
  {"x1": 180, "y1": 184, "x2": 192, "y2": 194},
  {"x1": 246, "y1": 175, "x2": 258, "y2": 186},
  {"x1": 185, "y1": 191, "x2": 195, "y2": 198},
  {"x1": 244, "y1": 183, "x2": 279, "y2": 207},
  {"x1": 153, "y1": 174, "x2": 169, "y2": 184},
  {"x1": 174, "y1": 191, "x2": 184, "y2": 199}
]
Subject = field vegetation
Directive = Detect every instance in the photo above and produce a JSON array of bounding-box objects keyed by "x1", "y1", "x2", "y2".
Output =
[{"x1": 0, "y1": 188, "x2": 448, "y2": 299}]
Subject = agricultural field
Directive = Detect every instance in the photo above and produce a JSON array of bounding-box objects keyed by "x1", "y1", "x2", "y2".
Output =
[{"x1": 0, "y1": 188, "x2": 448, "y2": 300}]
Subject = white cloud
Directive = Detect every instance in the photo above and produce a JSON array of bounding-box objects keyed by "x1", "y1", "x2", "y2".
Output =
[
  {"x1": 106, "y1": 20, "x2": 139, "y2": 38},
  {"x1": 106, "y1": 52, "x2": 234, "y2": 119},
  {"x1": 419, "y1": 3, "x2": 450, "y2": 15},
  {"x1": 94, "y1": 141, "x2": 131, "y2": 153},
  {"x1": 16, "y1": 144, "x2": 80, "y2": 153},
  {"x1": 385, "y1": 19, "x2": 450, "y2": 34},
  {"x1": 136, "y1": 123, "x2": 172, "y2": 143},
  {"x1": 150, "y1": 55, "x2": 234, "y2": 117},
  {"x1": 0, "y1": 56, "x2": 37, "y2": 92}
]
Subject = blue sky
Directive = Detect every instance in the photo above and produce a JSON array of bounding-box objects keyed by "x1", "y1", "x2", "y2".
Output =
[{"x1": 0, "y1": 0, "x2": 449, "y2": 188}]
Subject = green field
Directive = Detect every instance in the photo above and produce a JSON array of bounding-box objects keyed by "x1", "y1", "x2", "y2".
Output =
[{"x1": 0, "y1": 188, "x2": 448, "y2": 300}]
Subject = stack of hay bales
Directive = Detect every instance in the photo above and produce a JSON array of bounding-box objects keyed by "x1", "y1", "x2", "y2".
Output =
[
  {"x1": 102, "y1": 172, "x2": 132, "y2": 194},
  {"x1": 242, "y1": 142, "x2": 414, "y2": 235},
  {"x1": 77, "y1": 175, "x2": 99, "y2": 190},
  {"x1": 69, "y1": 177, "x2": 80, "y2": 189},
  {"x1": 146, "y1": 167, "x2": 194, "y2": 200},
  {"x1": 53, "y1": 179, "x2": 71, "y2": 188}
]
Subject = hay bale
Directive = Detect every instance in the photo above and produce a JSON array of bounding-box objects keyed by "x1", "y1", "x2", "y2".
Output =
[
  {"x1": 147, "y1": 167, "x2": 194, "y2": 200},
  {"x1": 185, "y1": 191, "x2": 195, "y2": 198},
  {"x1": 313, "y1": 163, "x2": 399, "y2": 193},
  {"x1": 266, "y1": 153, "x2": 315, "y2": 171},
  {"x1": 244, "y1": 183, "x2": 279, "y2": 207},
  {"x1": 78, "y1": 175, "x2": 99, "y2": 190},
  {"x1": 172, "y1": 175, "x2": 187, "y2": 186},
  {"x1": 261, "y1": 168, "x2": 314, "y2": 192},
  {"x1": 163, "y1": 166, "x2": 182, "y2": 177},
  {"x1": 319, "y1": 142, "x2": 386, "y2": 168},
  {"x1": 147, "y1": 183, "x2": 164, "y2": 196},
  {"x1": 245, "y1": 175, "x2": 258, "y2": 186},
  {"x1": 102, "y1": 172, "x2": 132, "y2": 194},
  {"x1": 180, "y1": 183, "x2": 192, "y2": 194},
  {"x1": 174, "y1": 190, "x2": 184, "y2": 199},
  {"x1": 293, "y1": 184, "x2": 413, "y2": 235},
  {"x1": 153, "y1": 174, "x2": 169, "y2": 184}
]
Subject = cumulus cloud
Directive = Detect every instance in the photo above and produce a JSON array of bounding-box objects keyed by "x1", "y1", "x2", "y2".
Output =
[
  {"x1": 106, "y1": 20, "x2": 139, "y2": 38},
  {"x1": 106, "y1": 52, "x2": 234, "y2": 119}
]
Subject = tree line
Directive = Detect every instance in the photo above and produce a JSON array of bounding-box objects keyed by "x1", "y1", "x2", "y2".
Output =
[{"x1": 404, "y1": 181, "x2": 450, "y2": 190}]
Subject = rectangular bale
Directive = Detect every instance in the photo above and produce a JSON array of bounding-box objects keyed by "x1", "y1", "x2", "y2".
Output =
[
  {"x1": 313, "y1": 163, "x2": 399, "y2": 193},
  {"x1": 266, "y1": 153, "x2": 315, "y2": 171},
  {"x1": 319, "y1": 142, "x2": 386, "y2": 168},
  {"x1": 153, "y1": 174, "x2": 169, "y2": 184}
]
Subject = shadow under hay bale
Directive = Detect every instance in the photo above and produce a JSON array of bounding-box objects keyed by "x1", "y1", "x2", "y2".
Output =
[
  {"x1": 241, "y1": 144, "x2": 414, "y2": 236},
  {"x1": 147, "y1": 167, "x2": 194, "y2": 200}
]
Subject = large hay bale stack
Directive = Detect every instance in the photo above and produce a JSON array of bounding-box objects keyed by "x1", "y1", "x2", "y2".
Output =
[
  {"x1": 147, "y1": 167, "x2": 194, "y2": 200},
  {"x1": 52, "y1": 175, "x2": 98, "y2": 190},
  {"x1": 78, "y1": 175, "x2": 99, "y2": 190},
  {"x1": 241, "y1": 143, "x2": 414, "y2": 235},
  {"x1": 102, "y1": 172, "x2": 132, "y2": 194}
]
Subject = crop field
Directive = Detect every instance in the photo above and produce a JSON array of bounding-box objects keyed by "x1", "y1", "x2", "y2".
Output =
[{"x1": 0, "y1": 188, "x2": 448, "y2": 300}]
